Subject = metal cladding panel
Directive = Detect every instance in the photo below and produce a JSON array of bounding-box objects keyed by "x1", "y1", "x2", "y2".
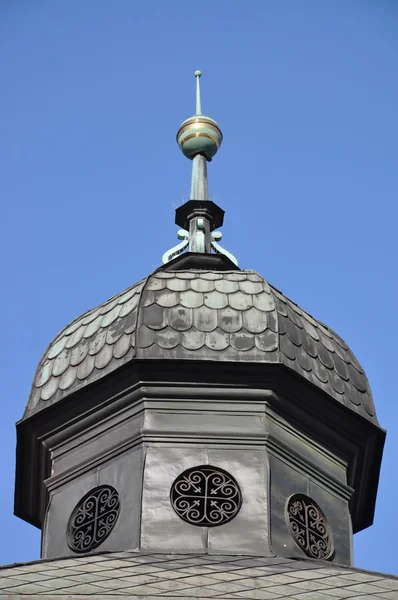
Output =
[
  {"x1": 25, "y1": 269, "x2": 377, "y2": 425},
  {"x1": 269, "y1": 455, "x2": 352, "y2": 566},
  {"x1": 96, "y1": 449, "x2": 143, "y2": 554},
  {"x1": 42, "y1": 449, "x2": 144, "y2": 560},
  {"x1": 207, "y1": 448, "x2": 269, "y2": 555},
  {"x1": 141, "y1": 446, "x2": 271, "y2": 556},
  {"x1": 308, "y1": 479, "x2": 353, "y2": 564},
  {"x1": 42, "y1": 473, "x2": 97, "y2": 559},
  {"x1": 269, "y1": 455, "x2": 308, "y2": 560},
  {"x1": 141, "y1": 446, "x2": 208, "y2": 552}
]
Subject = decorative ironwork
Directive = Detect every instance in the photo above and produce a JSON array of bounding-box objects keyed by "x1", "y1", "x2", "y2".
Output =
[
  {"x1": 162, "y1": 227, "x2": 238, "y2": 266},
  {"x1": 286, "y1": 494, "x2": 334, "y2": 560},
  {"x1": 66, "y1": 485, "x2": 120, "y2": 553},
  {"x1": 170, "y1": 465, "x2": 242, "y2": 527}
]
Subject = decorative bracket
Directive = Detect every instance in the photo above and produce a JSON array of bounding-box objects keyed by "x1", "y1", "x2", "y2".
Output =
[
  {"x1": 162, "y1": 227, "x2": 238, "y2": 266},
  {"x1": 211, "y1": 231, "x2": 238, "y2": 266},
  {"x1": 162, "y1": 229, "x2": 189, "y2": 265}
]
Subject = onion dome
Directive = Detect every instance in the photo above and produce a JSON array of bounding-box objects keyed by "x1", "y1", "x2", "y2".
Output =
[
  {"x1": 24, "y1": 71, "x2": 376, "y2": 425},
  {"x1": 26, "y1": 268, "x2": 375, "y2": 423},
  {"x1": 25, "y1": 73, "x2": 376, "y2": 423}
]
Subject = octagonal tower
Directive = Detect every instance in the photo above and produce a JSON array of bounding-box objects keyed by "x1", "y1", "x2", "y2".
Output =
[{"x1": 15, "y1": 72, "x2": 385, "y2": 565}]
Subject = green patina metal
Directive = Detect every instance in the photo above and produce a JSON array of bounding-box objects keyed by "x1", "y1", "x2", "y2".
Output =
[
  {"x1": 176, "y1": 71, "x2": 222, "y2": 161},
  {"x1": 190, "y1": 154, "x2": 208, "y2": 200},
  {"x1": 162, "y1": 229, "x2": 189, "y2": 264},
  {"x1": 195, "y1": 217, "x2": 206, "y2": 253},
  {"x1": 195, "y1": 70, "x2": 202, "y2": 115},
  {"x1": 211, "y1": 231, "x2": 239, "y2": 266}
]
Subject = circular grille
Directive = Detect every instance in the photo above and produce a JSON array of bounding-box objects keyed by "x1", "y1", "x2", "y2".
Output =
[
  {"x1": 170, "y1": 465, "x2": 242, "y2": 527},
  {"x1": 66, "y1": 485, "x2": 120, "y2": 553},
  {"x1": 286, "y1": 494, "x2": 334, "y2": 560}
]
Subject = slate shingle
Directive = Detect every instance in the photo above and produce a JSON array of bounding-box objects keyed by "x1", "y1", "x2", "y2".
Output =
[
  {"x1": 0, "y1": 551, "x2": 395, "y2": 599},
  {"x1": 25, "y1": 270, "x2": 376, "y2": 425}
]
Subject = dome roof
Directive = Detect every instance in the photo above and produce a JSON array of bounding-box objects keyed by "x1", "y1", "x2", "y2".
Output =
[{"x1": 26, "y1": 269, "x2": 375, "y2": 423}]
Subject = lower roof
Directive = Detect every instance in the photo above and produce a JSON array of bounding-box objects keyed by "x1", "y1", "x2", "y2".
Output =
[{"x1": 0, "y1": 551, "x2": 396, "y2": 599}]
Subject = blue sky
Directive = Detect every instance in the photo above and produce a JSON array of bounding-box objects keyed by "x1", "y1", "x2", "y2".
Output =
[{"x1": 1, "y1": 0, "x2": 397, "y2": 574}]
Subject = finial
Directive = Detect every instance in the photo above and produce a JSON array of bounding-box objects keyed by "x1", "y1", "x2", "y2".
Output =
[
  {"x1": 195, "y1": 70, "x2": 202, "y2": 115},
  {"x1": 162, "y1": 72, "x2": 237, "y2": 267},
  {"x1": 176, "y1": 71, "x2": 223, "y2": 161}
]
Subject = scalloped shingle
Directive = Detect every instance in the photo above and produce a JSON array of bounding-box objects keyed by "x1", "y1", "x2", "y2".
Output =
[{"x1": 25, "y1": 270, "x2": 376, "y2": 423}]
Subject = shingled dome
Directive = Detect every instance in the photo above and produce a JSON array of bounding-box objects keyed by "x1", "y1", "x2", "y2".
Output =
[{"x1": 26, "y1": 268, "x2": 375, "y2": 423}]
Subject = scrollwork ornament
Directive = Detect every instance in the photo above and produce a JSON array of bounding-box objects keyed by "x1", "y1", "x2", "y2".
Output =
[
  {"x1": 170, "y1": 465, "x2": 242, "y2": 527},
  {"x1": 66, "y1": 485, "x2": 120, "y2": 553},
  {"x1": 286, "y1": 494, "x2": 334, "y2": 560}
]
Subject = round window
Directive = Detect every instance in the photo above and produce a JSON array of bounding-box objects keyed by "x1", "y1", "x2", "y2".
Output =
[
  {"x1": 66, "y1": 485, "x2": 120, "y2": 553},
  {"x1": 170, "y1": 465, "x2": 242, "y2": 527},
  {"x1": 286, "y1": 493, "x2": 334, "y2": 560}
]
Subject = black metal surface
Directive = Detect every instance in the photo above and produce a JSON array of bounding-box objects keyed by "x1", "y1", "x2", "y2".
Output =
[
  {"x1": 170, "y1": 465, "x2": 242, "y2": 527},
  {"x1": 163, "y1": 252, "x2": 239, "y2": 271},
  {"x1": 66, "y1": 485, "x2": 120, "y2": 553},
  {"x1": 175, "y1": 200, "x2": 224, "y2": 230},
  {"x1": 286, "y1": 494, "x2": 334, "y2": 561}
]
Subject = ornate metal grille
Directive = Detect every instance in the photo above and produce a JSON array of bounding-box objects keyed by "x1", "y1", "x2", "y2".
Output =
[
  {"x1": 66, "y1": 485, "x2": 120, "y2": 553},
  {"x1": 286, "y1": 494, "x2": 333, "y2": 560},
  {"x1": 170, "y1": 465, "x2": 242, "y2": 527}
]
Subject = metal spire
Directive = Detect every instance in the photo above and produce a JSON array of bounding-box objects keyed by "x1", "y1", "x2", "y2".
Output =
[
  {"x1": 162, "y1": 71, "x2": 238, "y2": 267},
  {"x1": 190, "y1": 70, "x2": 208, "y2": 201},
  {"x1": 195, "y1": 70, "x2": 202, "y2": 116}
]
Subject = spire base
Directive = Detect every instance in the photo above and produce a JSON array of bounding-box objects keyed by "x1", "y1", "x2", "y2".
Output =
[
  {"x1": 161, "y1": 252, "x2": 240, "y2": 272},
  {"x1": 175, "y1": 199, "x2": 224, "y2": 231},
  {"x1": 162, "y1": 200, "x2": 237, "y2": 266}
]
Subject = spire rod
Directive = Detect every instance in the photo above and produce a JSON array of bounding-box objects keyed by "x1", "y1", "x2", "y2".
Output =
[
  {"x1": 190, "y1": 154, "x2": 208, "y2": 200},
  {"x1": 191, "y1": 71, "x2": 206, "y2": 200},
  {"x1": 195, "y1": 70, "x2": 202, "y2": 115}
]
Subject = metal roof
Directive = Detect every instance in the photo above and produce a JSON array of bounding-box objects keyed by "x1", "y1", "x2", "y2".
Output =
[
  {"x1": 25, "y1": 269, "x2": 376, "y2": 424},
  {"x1": 0, "y1": 551, "x2": 396, "y2": 599}
]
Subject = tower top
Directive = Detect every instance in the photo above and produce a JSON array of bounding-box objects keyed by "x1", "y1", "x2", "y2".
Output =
[
  {"x1": 14, "y1": 70, "x2": 385, "y2": 570},
  {"x1": 163, "y1": 71, "x2": 236, "y2": 266}
]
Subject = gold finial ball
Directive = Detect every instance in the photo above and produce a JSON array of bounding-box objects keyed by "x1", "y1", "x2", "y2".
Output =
[
  {"x1": 176, "y1": 115, "x2": 223, "y2": 160},
  {"x1": 194, "y1": 70, "x2": 202, "y2": 77}
]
